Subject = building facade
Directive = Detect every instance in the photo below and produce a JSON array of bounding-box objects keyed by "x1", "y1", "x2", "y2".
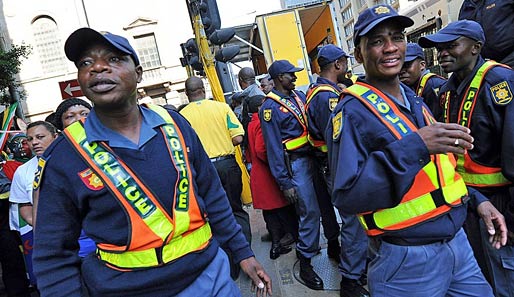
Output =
[{"x1": 1, "y1": 0, "x2": 195, "y2": 121}]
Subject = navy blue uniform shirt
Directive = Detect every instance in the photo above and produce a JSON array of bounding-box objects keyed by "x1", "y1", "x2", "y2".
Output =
[
  {"x1": 326, "y1": 81, "x2": 485, "y2": 243},
  {"x1": 259, "y1": 89, "x2": 309, "y2": 190},
  {"x1": 33, "y1": 106, "x2": 253, "y2": 296},
  {"x1": 306, "y1": 77, "x2": 342, "y2": 145}
]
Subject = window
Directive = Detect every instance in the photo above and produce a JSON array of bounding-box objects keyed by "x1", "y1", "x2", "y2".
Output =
[
  {"x1": 358, "y1": 0, "x2": 367, "y2": 8},
  {"x1": 339, "y1": 0, "x2": 351, "y2": 7},
  {"x1": 344, "y1": 21, "x2": 355, "y2": 37},
  {"x1": 346, "y1": 39, "x2": 354, "y2": 52},
  {"x1": 134, "y1": 34, "x2": 161, "y2": 69},
  {"x1": 341, "y1": 7, "x2": 353, "y2": 23},
  {"x1": 31, "y1": 16, "x2": 67, "y2": 74}
]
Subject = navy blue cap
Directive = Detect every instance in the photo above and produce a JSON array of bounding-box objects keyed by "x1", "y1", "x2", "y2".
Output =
[
  {"x1": 268, "y1": 60, "x2": 303, "y2": 79},
  {"x1": 418, "y1": 20, "x2": 485, "y2": 48},
  {"x1": 405, "y1": 43, "x2": 425, "y2": 62},
  {"x1": 65, "y1": 28, "x2": 140, "y2": 66},
  {"x1": 317, "y1": 44, "x2": 352, "y2": 67},
  {"x1": 354, "y1": 5, "x2": 414, "y2": 46}
]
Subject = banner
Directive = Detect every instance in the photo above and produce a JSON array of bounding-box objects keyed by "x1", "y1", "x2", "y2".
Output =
[{"x1": 0, "y1": 102, "x2": 18, "y2": 151}]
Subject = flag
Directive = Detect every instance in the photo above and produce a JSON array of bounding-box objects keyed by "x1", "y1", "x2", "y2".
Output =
[{"x1": 0, "y1": 102, "x2": 18, "y2": 151}]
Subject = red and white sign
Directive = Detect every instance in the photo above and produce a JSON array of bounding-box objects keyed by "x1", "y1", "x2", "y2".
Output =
[{"x1": 58, "y1": 79, "x2": 84, "y2": 99}]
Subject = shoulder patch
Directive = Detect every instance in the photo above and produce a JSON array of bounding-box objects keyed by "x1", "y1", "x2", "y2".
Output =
[
  {"x1": 490, "y1": 81, "x2": 513, "y2": 105},
  {"x1": 33, "y1": 157, "x2": 46, "y2": 190},
  {"x1": 78, "y1": 168, "x2": 104, "y2": 191},
  {"x1": 329, "y1": 98, "x2": 339, "y2": 111},
  {"x1": 263, "y1": 109, "x2": 272, "y2": 121},
  {"x1": 332, "y1": 111, "x2": 343, "y2": 141}
]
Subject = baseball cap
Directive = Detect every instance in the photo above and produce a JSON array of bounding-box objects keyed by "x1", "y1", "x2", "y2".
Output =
[
  {"x1": 317, "y1": 44, "x2": 352, "y2": 67},
  {"x1": 354, "y1": 5, "x2": 414, "y2": 46},
  {"x1": 418, "y1": 20, "x2": 485, "y2": 48},
  {"x1": 268, "y1": 60, "x2": 303, "y2": 79},
  {"x1": 405, "y1": 43, "x2": 425, "y2": 62},
  {"x1": 65, "y1": 27, "x2": 140, "y2": 66}
]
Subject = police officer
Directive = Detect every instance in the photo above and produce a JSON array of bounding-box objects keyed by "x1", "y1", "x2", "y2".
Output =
[
  {"x1": 419, "y1": 20, "x2": 514, "y2": 297},
  {"x1": 459, "y1": 0, "x2": 514, "y2": 67},
  {"x1": 327, "y1": 5, "x2": 507, "y2": 296},
  {"x1": 306, "y1": 44, "x2": 369, "y2": 297},
  {"x1": 399, "y1": 43, "x2": 447, "y2": 121},
  {"x1": 32, "y1": 27, "x2": 271, "y2": 297},
  {"x1": 259, "y1": 60, "x2": 323, "y2": 290}
]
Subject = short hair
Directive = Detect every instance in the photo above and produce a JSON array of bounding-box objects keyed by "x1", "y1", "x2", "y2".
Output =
[{"x1": 27, "y1": 120, "x2": 58, "y2": 135}]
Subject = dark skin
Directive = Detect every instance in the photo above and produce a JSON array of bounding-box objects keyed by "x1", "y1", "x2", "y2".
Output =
[
  {"x1": 434, "y1": 36, "x2": 511, "y2": 247},
  {"x1": 76, "y1": 42, "x2": 143, "y2": 144},
  {"x1": 356, "y1": 20, "x2": 507, "y2": 248},
  {"x1": 435, "y1": 37, "x2": 481, "y2": 82},
  {"x1": 77, "y1": 42, "x2": 272, "y2": 296},
  {"x1": 272, "y1": 71, "x2": 299, "y2": 203},
  {"x1": 399, "y1": 58, "x2": 426, "y2": 87}
]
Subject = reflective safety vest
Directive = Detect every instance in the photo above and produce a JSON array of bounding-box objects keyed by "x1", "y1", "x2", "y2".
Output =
[
  {"x1": 305, "y1": 84, "x2": 340, "y2": 153},
  {"x1": 343, "y1": 82, "x2": 467, "y2": 236},
  {"x1": 266, "y1": 91, "x2": 309, "y2": 151},
  {"x1": 63, "y1": 104, "x2": 212, "y2": 270},
  {"x1": 443, "y1": 60, "x2": 512, "y2": 187},
  {"x1": 416, "y1": 73, "x2": 437, "y2": 97}
]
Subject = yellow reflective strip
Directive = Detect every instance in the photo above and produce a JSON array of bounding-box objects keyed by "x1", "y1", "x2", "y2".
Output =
[
  {"x1": 418, "y1": 73, "x2": 435, "y2": 97},
  {"x1": 347, "y1": 83, "x2": 369, "y2": 96},
  {"x1": 98, "y1": 248, "x2": 158, "y2": 268},
  {"x1": 98, "y1": 223, "x2": 212, "y2": 269},
  {"x1": 318, "y1": 145, "x2": 328, "y2": 153},
  {"x1": 458, "y1": 170, "x2": 510, "y2": 186},
  {"x1": 373, "y1": 179, "x2": 466, "y2": 229},
  {"x1": 0, "y1": 191, "x2": 10, "y2": 199},
  {"x1": 455, "y1": 154, "x2": 510, "y2": 186},
  {"x1": 358, "y1": 216, "x2": 369, "y2": 231},
  {"x1": 162, "y1": 223, "x2": 211, "y2": 263},
  {"x1": 284, "y1": 135, "x2": 309, "y2": 150},
  {"x1": 422, "y1": 160, "x2": 439, "y2": 188}
]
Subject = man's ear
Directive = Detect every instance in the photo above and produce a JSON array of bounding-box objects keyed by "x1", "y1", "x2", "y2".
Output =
[
  {"x1": 135, "y1": 65, "x2": 143, "y2": 83},
  {"x1": 354, "y1": 46, "x2": 363, "y2": 64},
  {"x1": 419, "y1": 60, "x2": 426, "y2": 72},
  {"x1": 471, "y1": 41, "x2": 482, "y2": 56}
]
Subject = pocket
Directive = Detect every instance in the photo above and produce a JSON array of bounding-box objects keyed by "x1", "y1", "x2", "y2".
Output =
[{"x1": 501, "y1": 256, "x2": 514, "y2": 271}]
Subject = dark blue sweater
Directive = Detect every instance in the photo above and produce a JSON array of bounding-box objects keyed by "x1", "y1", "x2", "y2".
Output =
[{"x1": 33, "y1": 107, "x2": 253, "y2": 296}]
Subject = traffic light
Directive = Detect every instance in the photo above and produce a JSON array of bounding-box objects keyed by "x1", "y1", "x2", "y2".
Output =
[
  {"x1": 199, "y1": 0, "x2": 221, "y2": 37},
  {"x1": 184, "y1": 38, "x2": 203, "y2": 72},
  {"x1": 209, "y1": 28, "x2": 240, "y2": 63}
]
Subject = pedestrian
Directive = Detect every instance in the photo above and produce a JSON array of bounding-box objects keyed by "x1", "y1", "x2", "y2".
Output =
[
  {"x1": 180, "y1": 76, "x2": 251, "y2": 279},
  {"x1": 246, "y1": 94, "x2": 298, "y2": 260},
  {"x1": 327, "y1": 5, "x2": 507, "y2": 296},
  {"x1": 259, "y1": 59, "x2": 323, "y2": 290},
  {"x1": 419, "y1": 19, "x2": 514, "y2": 296},
  {"x1": 32, "y1": 27, "x2": 271, "y2": 297},
  {"x1": 399, "y1": 43, "x2": 446, "y2": 121},
  {"x1": 306, "y1": 44, "x2": 369, "y2": 297}
]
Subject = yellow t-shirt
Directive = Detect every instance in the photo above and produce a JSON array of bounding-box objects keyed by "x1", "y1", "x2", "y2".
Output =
[{"x1": 180, "y1": 99, "x2": 244, "y2": 158}]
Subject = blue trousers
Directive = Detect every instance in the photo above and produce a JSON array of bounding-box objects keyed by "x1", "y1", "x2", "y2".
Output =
[
  {"x1": 479, "y1": 219, "x2": 514, "y2": 297},
  {"x1": 315, "y1": 156, "x2": 368, "y2": 280},
  {"x1": 368, "y1": 228, "x2": 493, "y2": 297},
  {"x1": 337, "y1": 209, "x2": 368, "y2": 280},
  {"x1": 291, "y1": 156, "x2": 321, "y2": 258},
  {"x1": 177, "y1": 248, "x2": 241, "y2": 297}
]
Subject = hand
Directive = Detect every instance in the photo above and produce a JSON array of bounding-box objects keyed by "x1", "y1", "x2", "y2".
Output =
[
  {"x1": 240, "y1": 257, "x2": 272, "y2": 297},
  {"x1": 282, "y1": 188, "x2": 298, "y2": 204},
  {"x1": 508, "y1": 230, "x2": 514, "y2": 246},
  {"x1": 416, "y1": 123, "x2": 474, "y2": 155},
  {"x1": 477, "y1": 201, "x2": 508, "y2": 249}
]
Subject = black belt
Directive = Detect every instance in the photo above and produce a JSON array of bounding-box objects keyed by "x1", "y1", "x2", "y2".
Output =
[
  {"x1": 210, "y1": 155, "x2": 235, "y2": 163},
  {"x1": 381, "y1": 235, "x2": 455, "y2": 246}
]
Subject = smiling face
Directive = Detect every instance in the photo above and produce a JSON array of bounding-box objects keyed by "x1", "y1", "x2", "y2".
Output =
[
  {"x1": 27, "y1": 125, "x2": 57, "y2": 156},
  {"x1": 435, "y1": 37, "x2": 480, "y2": 77},
  {"x1": 76, "y1": 42, "x2": 143, "y2": 109},
  {"x1": 278, "y1": 72, "x2": 297, "y2": 91},
  {"x1": 355, "y1": 20, "x2": 406, "y2": 82}
]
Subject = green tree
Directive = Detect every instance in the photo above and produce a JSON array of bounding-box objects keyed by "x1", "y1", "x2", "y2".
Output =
[{"x1": 0, "y1": 44, "x2": 31, "y2": 104}]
